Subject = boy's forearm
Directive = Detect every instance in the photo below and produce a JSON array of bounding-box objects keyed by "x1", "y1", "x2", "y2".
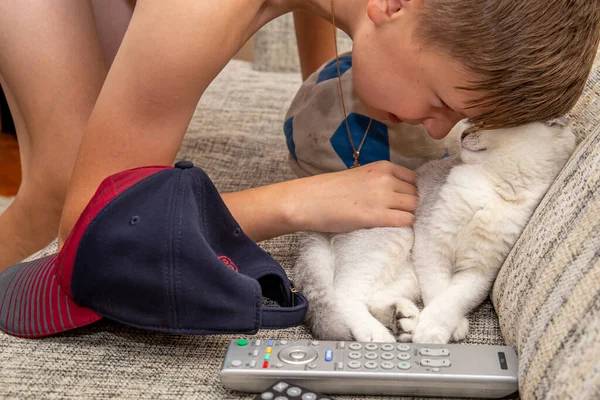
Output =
[
  {"x1": 58, "y1": 0, "x2": 289, "y2": 246},
  {"x1": 221, "y1": 181, "x2": 301, "y2": 242}
]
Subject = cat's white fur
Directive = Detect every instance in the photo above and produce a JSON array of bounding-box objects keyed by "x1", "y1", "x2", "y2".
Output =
[{"x1": 295, "y1": 119, "x2": 576, "y2": 343}]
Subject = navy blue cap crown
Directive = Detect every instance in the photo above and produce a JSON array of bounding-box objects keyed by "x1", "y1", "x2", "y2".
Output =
[{"x1": 68, "y1": 161, "x2": 308, "y2": 334}]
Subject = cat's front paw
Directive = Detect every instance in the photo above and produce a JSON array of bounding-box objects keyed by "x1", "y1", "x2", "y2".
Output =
[
  {"x1": 452, "y1": 317, "x2": 469, "y2": 342},
  {"x1": 391, "y1": 298, "x2": 420, "y2": 342},
  {"x1": 352, "y1": 322, "x2": 396, "y2": 343},
  {"x1": 411, "y1": 306, "x2": 454, "y2": 344}
]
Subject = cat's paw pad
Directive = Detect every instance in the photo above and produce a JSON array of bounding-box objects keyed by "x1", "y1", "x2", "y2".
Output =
[
  {"x1": 451, "y1": 317, "x2": 469, "y2": 342},
  {"x1": 391, "y1": 298, "x2": 420, "y2": 337},
  {"x1": 352, "y1": 322, "x2": 396, "y2": 343}
]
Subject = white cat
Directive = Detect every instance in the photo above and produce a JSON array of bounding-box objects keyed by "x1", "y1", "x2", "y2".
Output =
[{"x1": 294, "y1": 119, "x2": 576, "y2": 343}]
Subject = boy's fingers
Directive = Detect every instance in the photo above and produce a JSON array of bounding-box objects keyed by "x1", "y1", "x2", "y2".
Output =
[
  {"x1": 390, "y1": 193, "x2": 419, "y2": 213},
  {"x1": 393, "y1": 180, "x2": 419, "y2": 197},
  {"x1": 389, "y1": 163, "x2": 417, "y2": 185},
  {"x1": 383, "y1": 209, "x2": 416, "y2": 228}
]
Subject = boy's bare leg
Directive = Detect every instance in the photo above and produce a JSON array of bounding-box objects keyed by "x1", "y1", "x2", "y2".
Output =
[
  {"x1": 293, "y1": 10, "x2": 337, "y2": 80},
  {"x1": 0, "y1": 0, "x2": 133, "y2": 271}
]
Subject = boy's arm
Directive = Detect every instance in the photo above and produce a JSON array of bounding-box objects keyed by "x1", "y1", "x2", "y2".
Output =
[
  {"x1": 59, "y1": 0, "x2": 285, "y2": 244},
  {"x1": 293, "y1": 10, "x2": 336, "y2": 80},
  {"x1": 58, "y1": 0, "x2": 418, "y2": 245}
]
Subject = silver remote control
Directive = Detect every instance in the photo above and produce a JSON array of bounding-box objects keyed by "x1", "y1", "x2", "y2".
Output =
[{"x1": 220, "y1": 339, "x2": 518, "y2": 398}]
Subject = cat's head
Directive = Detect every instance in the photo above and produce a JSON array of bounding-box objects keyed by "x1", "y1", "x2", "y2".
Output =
[{"x1": 452, "y1": 118, "x2": 576, "y2": 170}]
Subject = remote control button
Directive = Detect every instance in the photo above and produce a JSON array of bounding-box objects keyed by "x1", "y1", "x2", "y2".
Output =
[
  {"x1": 348, "y1": 351, "x2": 362, "y2": 360},
  {"x1": 349, "y1": 343, "x2": 363, "y2": 350},
  {"x1": 287, "y1": 387, "x2": 302, "y2": 396},
  {"x1": 365, "y1": 352, "x2": 378, "y2": 360},
  {"x1": 273, "y1": 382, "x2": 289, "y2": 392},
  {"x1": 264, "y1": 354, "x2": 271, "y2": 360},
  {"x1": 381, "y1": 352, "x2": 394, "y2": 360},
  {"x1": 365, "y1": 343, "x2": 378, "y2": 351},
  {"x1": 276, "y1": 362, "x2": 284, "y2": 368},
  {"x1": 398, "y1": 353, "x2": 411, "y2": 361},
  {"x1": 263, "y1": 361, "x2": 269, "y2": 368},
  {"x1": 255, "y1": 340, "x2": 262, "y2": 347},
  {"x1": 308, "y1": 363, "x2": 317, "y2": 369},
  {"x1": 268, "y1": 340, "x2": 274, "y2": 346},
  {"x1": 420, "y1": 348, "x2": 450, "y2": 357},
  {"x1": 231, "y1": 360, "x2": 243, "y2": 367},
  {"x1": 250, "y1": 360, "x2": 257, "y2": 368},
  {"x1": 302, "y1": 393, "x2": 317, "y2": 400},
  {"x1": 397, "y1": 344, "x2": 410, "y2": 352},
  {"x1": 291, "y1": 352, "x2": 305, "y2": 360},
  {"x1": 348, "y1": 361, "x2": 361, "y2": 369},
  {"x1": 337, "y1": 362, "x2": 344, "y2": 370},
  {"x1": 432, "y1": 367, "x2": 441, "y2": 372},
  {"x1": 274, "y1": 397, "x2": 288, "y2": 400},
  {"x1": 280, "y1": 340, "x2": 288, "y2": 345},
  {"x1": 381, "y1": 361, "x2": 395, "y2": 370},
  {"x1": 325, "y1": 349, "x2": 333, "y2": 362},
  {"x1": 310, "y1": 341, "x2": 320, "y2": 346},
  {"x1": 260, "y1": 392, "x2": 274, "y2": 400},
  {"x1": 381, "y1": 344, "x2": 395, "y2": 351},
  {"x1": 237, "y1": 339, "x2": 248, "y2": 347},
  {"x1": 266, "y1": 346, "x2": 272, "y2": 354},
  {"x1": 253, "y1": 349, "x2": 259, "y2": 357},
  {"x1": 339, "y1": 341, "x2": 345, "y2": 349},
  {"x1": 278, "y1": 346, "x2": 318, "y2": 365},
  {"x1": 421, "y1": 358, "x2": 451, "y2": 368},
  {"x1": 398, "y1": 362, "x2": 412, "y2": 370},
  {"x1": 365, "y1": 361, "x2": 378, "y2": 369}
]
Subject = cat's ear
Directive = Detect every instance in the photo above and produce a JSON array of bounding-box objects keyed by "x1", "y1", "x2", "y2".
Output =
[{"x1": 545, "y1": 115, "x2": 570, "y2": 127}]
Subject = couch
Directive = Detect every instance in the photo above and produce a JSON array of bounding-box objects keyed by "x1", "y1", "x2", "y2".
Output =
[{"x1": 1, "y1": 14, "x2": 598, "y2": 400}]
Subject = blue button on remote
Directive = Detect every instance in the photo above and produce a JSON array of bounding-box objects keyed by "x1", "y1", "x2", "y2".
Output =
[{"x1": 325, "y1": 349, "x2": 333, "y2": 362}]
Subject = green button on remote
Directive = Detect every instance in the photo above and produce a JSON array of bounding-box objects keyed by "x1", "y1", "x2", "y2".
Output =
[{"x1": 237, "y1": 339, "x2": 248, "y2": 347}]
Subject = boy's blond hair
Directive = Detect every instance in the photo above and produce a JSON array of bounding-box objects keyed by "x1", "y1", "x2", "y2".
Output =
[{"x1": 416, "y1": 0, "x2": 600, "y2": 129}]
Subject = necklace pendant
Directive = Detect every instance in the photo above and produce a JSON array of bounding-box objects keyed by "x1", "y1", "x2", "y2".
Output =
[{"x1": 352, "y1": 151, "x2": 360, "y2": 168}]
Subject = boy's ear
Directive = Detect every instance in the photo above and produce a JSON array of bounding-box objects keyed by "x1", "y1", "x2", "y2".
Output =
[{"x1": 367, "y1": 0, "x2": 425, "y2": 26}]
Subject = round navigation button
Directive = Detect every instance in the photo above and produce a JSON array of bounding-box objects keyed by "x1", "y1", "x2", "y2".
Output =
[
  {"x1": 365, "y1": 343, "x2": 378, "y2": 351},
  {"x1": 349, "y1": 343, "x2": 363, "y2": 350},
  {"x1": 381, "y1": 344, "x2": 395, "y2": 351},
  {"x1": 291, "y1": 351, "x2": 306, "y2": 360},
  {"x1": 278, "y1": 346, "x2": 318, "y2": 365},
  {"x1": 364, "y1": 361, "x2": 378, "y2": 369},
  {"x1": 231, "y1": 360, "x2": 243, "y2": 367},
  {"x1": 398, "y1": 353, "x2": 411, "y2": 361},
  {"x1": 365, "y1": 352, "x2": 378, "y2": 360},
  {"x1": 381, "y1": 353, "x2": 394, "y2": 360},
  {"x1": 348, "y1": 361, "x2": 361, "y2": 369},
  {"x1": 237, "y1": 339, "x2": 248, "y2": 347},
  {"x1": 348, "y1": 352, "x2": 362, "y2": 360},
  {"x1": 397, "y1": 344, "x2": 411, "y2": 352}
]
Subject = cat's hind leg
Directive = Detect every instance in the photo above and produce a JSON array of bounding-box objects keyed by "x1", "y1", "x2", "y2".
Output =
[{"x1": 294, "y1": 232, "x2": 352, "y2": 340}]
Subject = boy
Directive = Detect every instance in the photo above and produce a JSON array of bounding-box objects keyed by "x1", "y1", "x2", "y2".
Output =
[{"x1": 0, "y1": 0, "x2": 598, "y2": 272}]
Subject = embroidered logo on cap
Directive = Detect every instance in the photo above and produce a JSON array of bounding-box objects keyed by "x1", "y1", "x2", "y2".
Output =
[{"x1": 218, "y1": 256, "x2": 238, "y2": 272}]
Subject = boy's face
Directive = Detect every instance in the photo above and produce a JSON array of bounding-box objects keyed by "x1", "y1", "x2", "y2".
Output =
[{"x1": 351, "y1": 0, "x2": 485, "y2": 139}]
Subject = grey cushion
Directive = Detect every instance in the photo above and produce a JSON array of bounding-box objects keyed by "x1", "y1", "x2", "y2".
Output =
[{"x1": 0, "y1": 60, "x2": 503, "y2": 400}]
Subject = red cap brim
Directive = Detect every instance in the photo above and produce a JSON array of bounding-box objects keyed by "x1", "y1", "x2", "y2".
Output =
[{"x1": 0, "y1": 255, "x2": 102, "y2": 338}]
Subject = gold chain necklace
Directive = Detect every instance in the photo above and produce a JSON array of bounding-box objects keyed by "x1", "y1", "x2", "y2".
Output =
[{"x1": 331, "y1": 0, "x2": 373, "y2": 168}]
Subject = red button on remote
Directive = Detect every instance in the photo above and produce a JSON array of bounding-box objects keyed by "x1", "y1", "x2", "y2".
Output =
[{"x1": 263, "y1": 361, "x2": 269, "y2": 368}]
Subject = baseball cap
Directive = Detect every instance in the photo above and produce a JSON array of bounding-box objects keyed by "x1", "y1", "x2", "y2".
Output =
[{"x1": 0, "y1": 161, "x2": 307, "y2": 338}]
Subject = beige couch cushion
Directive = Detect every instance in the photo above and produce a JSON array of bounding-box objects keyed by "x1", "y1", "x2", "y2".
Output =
[{"x1": 492, "y1": 53, "x2": 600, "y2": 400}]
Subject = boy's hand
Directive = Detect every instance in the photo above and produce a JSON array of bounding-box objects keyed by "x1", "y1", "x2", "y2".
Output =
[{"x1": 284, "y1": 160, "x2": 418, "y2": 233}]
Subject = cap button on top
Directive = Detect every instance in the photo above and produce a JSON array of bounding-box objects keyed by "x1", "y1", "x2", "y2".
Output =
[{"x1": 175, "y1": 160, "x2": 194, "y2": 169}]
